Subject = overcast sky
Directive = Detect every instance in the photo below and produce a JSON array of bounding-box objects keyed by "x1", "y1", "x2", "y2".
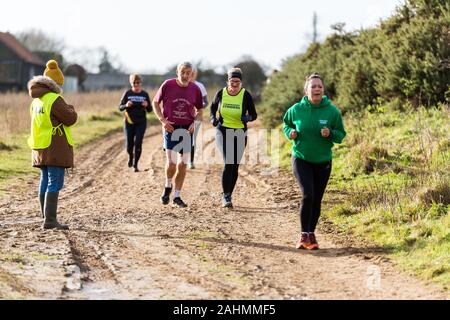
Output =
[{"x1": 1, "y1": 0, "x2": 404, "y2": 73}]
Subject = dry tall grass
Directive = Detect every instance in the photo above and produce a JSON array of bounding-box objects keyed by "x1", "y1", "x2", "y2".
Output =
[
  {"x1": 0, "y1": 91, "x2": 30, "y2": 139},
  {"x1": 0, "y1": 89, "x2": 159, "y2": 141},
  {"x1": 0, "y1": 83, "x2": 218, "y2": 144}
]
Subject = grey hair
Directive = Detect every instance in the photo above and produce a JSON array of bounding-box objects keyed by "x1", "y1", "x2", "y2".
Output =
[
  {"x1": 304, "y1": 72, "x2": 324, "y2": 93},
  {"x1": 177, "y1": 61, "x2": 193, "y2": 71}
]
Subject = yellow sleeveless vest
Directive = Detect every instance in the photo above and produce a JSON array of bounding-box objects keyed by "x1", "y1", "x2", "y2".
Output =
[
  {"x1": 220, "y1": 88, "x2": 245, "y2": 129},
  {"x1": 28, "y1": 92, "x2": 74, "y2": 149}
]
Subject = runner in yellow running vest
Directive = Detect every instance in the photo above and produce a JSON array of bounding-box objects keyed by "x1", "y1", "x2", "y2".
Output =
[{"x1": 210, "y1": 67, "x2": 258, "y2": 208}]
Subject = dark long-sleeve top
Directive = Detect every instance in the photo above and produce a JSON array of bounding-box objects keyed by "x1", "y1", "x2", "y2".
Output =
[
  {"x1": 210, "y1": 88, "x2": 257, "y2": 129},
  {"x1": 118, "y1": 89, "x2": 152, "y2": 124}
]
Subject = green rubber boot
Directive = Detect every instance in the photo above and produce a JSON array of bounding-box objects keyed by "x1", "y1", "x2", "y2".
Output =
[
  {"x1": 39, "y1": 193, "x2": 45, "y2": 218},
  {"x1": 43, "y1": 192, "x2": 69, "y2": 230}
]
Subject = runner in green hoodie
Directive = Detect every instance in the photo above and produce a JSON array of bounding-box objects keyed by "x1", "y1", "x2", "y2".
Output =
[{"x1": 283, "y1": 73, "x2": 346, "y2": 250}]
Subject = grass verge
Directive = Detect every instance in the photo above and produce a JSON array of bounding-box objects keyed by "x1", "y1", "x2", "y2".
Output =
[
  {"x1": 0, "y1": 111, "x2": 158, "y2": 195},
  {"x1": 275, "y1": 104, "x2": 449, "y2": 289}
]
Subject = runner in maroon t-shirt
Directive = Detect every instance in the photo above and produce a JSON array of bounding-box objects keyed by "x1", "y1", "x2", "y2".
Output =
[{"x1": 152, "y1": 61, "x2": 203, "y2": 208}]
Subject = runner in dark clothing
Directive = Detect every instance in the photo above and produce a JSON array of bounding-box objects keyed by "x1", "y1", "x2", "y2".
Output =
[
  {"x1": 210, "y1": 67, "x2": 257, "y2": 208},
  {"x1": 118, "y1": 74, "x2": 152, "y2": 172}
]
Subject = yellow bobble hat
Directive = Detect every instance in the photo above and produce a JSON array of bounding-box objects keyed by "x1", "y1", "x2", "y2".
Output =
[{"x1": 44, "y1": 60, "x2": 64, "y2": 86}]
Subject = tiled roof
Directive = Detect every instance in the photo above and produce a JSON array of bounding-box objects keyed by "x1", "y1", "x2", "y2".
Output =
[{"x1": 0, "y1": 32, "x2": 44, "y2": 65}]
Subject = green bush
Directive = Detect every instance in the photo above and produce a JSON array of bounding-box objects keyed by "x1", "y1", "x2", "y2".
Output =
[{"x1": 260, "y1": 0, "x2": 450, "y2": 127}]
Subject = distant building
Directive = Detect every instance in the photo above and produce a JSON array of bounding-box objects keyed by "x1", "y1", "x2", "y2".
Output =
[
  {"x1": 63, "y1": 76, "x2": 78, "y2": 93},
  {"x1": 65, "y1": 64, "x2": 87, "y2": 92},
  {"x1": 84, "y1": 73, "x2": 130, "y2": 91},
  {"x1": 81, "y1": 50, "x2": 128, "y2": 91},
  {"x1": 84, "y1": 73, "x2": 166, "y2": 91},
  {"x1": 0, "y1": 32, "x2": 45, "y2": 91}
]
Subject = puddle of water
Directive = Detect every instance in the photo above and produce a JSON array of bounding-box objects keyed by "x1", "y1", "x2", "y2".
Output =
[
  {"x1": 70, "y1": 282, "x2": 171, "y2": 300},
  {"x1": 80, "y1": 286, "x2": 113, "y2": 298},
  {"x1": 64, "y1": 281, "x2": 126, "y2": 300}
]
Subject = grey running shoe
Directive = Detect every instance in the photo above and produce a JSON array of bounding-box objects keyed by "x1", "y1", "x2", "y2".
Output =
[{"x1": 222, "y1": 193, "x2": 233, "y2": 208}]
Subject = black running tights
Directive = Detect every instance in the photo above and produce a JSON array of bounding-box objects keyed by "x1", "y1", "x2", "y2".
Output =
[
  {"x1": 292, "y1": 158, "x2": 332, "y2": 233},
  {"x1": 216, "y1": 126, "x2": 247, "y2": 195}
]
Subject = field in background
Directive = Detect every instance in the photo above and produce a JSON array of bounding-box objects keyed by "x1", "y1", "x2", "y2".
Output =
[
  {"x1": 0, "y1": 89, "x2": 168, "y2": 138},
  {"x1": 0, "y1": 89, "x2": 157, "y2": 191},
  {"x1": 0, "y1": 85, "x2": 219, "y2": 193},
  {"x1": 277, "y1": 104, "x2": 449, "y2": 287}
]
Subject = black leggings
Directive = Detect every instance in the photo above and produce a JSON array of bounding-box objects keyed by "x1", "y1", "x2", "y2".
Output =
[
  {"x1": 292, "y1": 158, "x2": 332, "y2": 233},
  {"x1": 190, "y1": 145, "x2": 195, "y2": 163},
  {"x1": 125, "y1": 121, "x2": 147, "y2": 166},
  {"x1": 216, "y1": 126, "x2": 247, "y2": 195}
]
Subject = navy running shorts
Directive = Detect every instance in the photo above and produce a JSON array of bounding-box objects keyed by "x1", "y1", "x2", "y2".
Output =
[{"x1": 163, "y1": 125, "x2": 192, "y2": 154}]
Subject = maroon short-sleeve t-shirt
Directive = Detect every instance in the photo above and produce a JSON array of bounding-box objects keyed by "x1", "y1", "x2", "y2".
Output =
[{"x1": 153, "y1": 78, "x2": 203, "y2": 126}]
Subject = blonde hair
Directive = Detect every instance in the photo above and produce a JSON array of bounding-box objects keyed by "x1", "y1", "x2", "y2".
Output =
[{"x1": 129, "y1": 74, "x2": 142, "y2": 84}]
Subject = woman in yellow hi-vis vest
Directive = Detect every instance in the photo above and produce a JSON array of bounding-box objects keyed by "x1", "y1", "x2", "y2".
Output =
[
  {"x1": 210, "y1": 67, "x2": 257, "y2": 208},
  {"x1": 27, "y1": 60, "x2": 77, "y2": 230}
]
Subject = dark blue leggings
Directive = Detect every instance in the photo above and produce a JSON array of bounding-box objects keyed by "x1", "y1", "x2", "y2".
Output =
[
  {"x1": 125, "y1": 121, "x2": 146, "y2": 166},
  {"x1": 292, "y1": 158, "x2": 332, "y2": 233}
]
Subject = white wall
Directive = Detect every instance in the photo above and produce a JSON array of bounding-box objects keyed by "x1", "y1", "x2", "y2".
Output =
[{"x1": 63, "y1": 76, "x2": 78, "y2": 93}]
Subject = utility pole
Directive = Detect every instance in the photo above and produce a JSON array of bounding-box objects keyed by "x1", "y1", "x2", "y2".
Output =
[{"x1": 312, "y1": 11, "x2": 318, "y2": 43}]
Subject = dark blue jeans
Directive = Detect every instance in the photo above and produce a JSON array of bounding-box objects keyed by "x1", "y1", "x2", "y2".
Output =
[
  {"x1": 125, "y1": 121, "x2": 147, "y2": 166},
  {"x1": 39, "y1": 166, "x2": 65, "y2": 194},
  {"x1": 292, "y1": 158, "x2": 332, "y2": 233}
]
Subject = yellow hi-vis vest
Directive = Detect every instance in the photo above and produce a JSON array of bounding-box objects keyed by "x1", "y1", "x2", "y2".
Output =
[
  {"x1": 220, "y1": 88, "x2": 245, "y2": 129},
  {"x1": 27, "y1": 92, "x2": 74, "y2": 149}
]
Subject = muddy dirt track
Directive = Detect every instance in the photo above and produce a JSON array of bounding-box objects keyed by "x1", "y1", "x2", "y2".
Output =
[{"x1": 0, "y1": 123, "x2": 447, "y2": 299}]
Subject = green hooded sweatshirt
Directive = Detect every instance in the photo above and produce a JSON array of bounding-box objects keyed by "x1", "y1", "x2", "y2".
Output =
[{"x1": 283, "y1": 96, "x2": 346, "y2": 163}]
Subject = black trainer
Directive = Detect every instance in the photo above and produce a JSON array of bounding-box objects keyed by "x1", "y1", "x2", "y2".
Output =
[
  {"x1": 173, "y1": 197, "x2": 187, "y2": 208},
  {"x1": 222, "y1": 193, "x2": 233, "y2": 208},
  {"x1": 127, "y1": 156, "x2": 133, "y2": 168},
  {"x1": 161, "y1": 187, "x2": 172, "y2": 205}
]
